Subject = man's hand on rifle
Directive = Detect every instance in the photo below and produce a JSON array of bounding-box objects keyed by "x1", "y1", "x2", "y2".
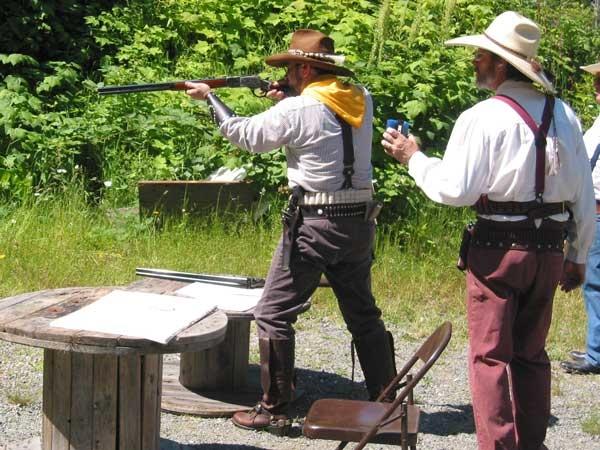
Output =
[
  {"x1": 266, "y1": 80, "x2": 287, "y2": 101},
  {"x1": 184, "y1": 79, "x2": 289, "y2": 102},
  {"x1": 185, "y1": 81, "x2": 212, "y2": 100}
]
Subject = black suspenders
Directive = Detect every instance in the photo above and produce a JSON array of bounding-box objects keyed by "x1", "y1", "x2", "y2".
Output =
[{"x1": 334, "y1": 113, "x2": 355, "y2": 190}]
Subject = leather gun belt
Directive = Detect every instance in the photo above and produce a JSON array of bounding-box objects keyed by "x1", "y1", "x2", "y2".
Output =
[
  {"x1": 300, "y1": 203, "x2": 367, "y2": 219},
  {"x1": 471, "y1": 219, "x2": 565, "y2": 252},
  {"x1": 473, "y1": 199, "x2": 568, "y2": 220}
]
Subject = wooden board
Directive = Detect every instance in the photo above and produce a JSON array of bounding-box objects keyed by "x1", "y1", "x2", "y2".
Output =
[
  {"x1": 0, "y1": 437, "x2": 212, "y2": 450},
  {"x1": 160, "y1": 359, "x2": 262, "y2": 417},
  {"x1": 179, "y1": 319, "x2": 251, "y2": 390},
  {"x1": 0, "y1": 289, "x2": 84, "y2": 328},
  {"x1": 142, "y1": 355, "x2": 162, "y2": 450},
  {"x1": 0, "y1": 287, "x2": 228, "y2": 354},
  {"x1": 119, "y1": 354, "x2": 142, "y2": 450},
  {"x1": 92, "y1": 354, "x2": 118, "y2": 450},
  {"x1": 41, "y1": 349, "x2": 54, "y2": 450},
  {"x1": 138, "y1": 180, "x2": 257, "y2": 217},
  {"x1": 161, "y1": 359, "x2": 303, "y2": 418},
  {"x1": 126, "y1": 277, "x2": 257, "y2": 319},
  {"x1": 123, "y1": 278, "x2": 188, "y2": 294},
  {"x1": 37, "y1": 350, "x2": 165, "y2": 450},
  {"x1": 50, "y1": 351, "x2": 71, "y2": 449},
  {"x1": 69, "y1": 353, "x2": 94, "y2": 450}
]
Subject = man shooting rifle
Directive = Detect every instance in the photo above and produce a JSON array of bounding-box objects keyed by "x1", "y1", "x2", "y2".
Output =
[{"x1": 185, "y1": 29, "x2": 397, "y2": 435}]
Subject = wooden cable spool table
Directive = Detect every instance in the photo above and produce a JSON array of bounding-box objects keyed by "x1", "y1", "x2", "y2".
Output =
[
  {"x1": 126, "y1": 277, "x2": 267, "y2": 417},
  {"x1": 0, "y1": 285, "x2": 228, "y2": 450}
]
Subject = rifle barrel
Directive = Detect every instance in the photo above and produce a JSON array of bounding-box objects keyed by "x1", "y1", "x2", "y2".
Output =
[
  {"x1": 98, "y1": 81, "x2": 183, "y2": 95},
  {"x1": 98, "y1": 77, "x2": 248, "y2": 95},
  {"x1": 135, "y1": 267, "x2": 265, "y2": 289}
]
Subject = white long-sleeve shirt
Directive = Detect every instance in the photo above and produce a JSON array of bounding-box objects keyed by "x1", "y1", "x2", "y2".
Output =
[
  {"x1": 584, "y1": 115, "x2": 600, "y2": 199},
  {"x1": 219, "y1": 88, "x2": 374, "y2": 193},
  {"x1": 408, "y1": 80, "x2": 595, "y2": 263}
]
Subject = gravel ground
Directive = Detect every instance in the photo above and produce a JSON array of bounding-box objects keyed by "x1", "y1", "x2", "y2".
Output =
[{"x1": 1, "y1": 317, "x2": 599, "y2": 450}]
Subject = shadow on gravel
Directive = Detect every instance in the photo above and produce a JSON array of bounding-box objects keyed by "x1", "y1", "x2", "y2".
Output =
[
  {"x1": 419, "y1": 404, "x2": 476, "y2": 435},
  {"x1": 161, "y1": 439, "x2": 269, "y2": 450},
  {"x1": 418, "y1": 404, "x2": 558, "y2": 436}
]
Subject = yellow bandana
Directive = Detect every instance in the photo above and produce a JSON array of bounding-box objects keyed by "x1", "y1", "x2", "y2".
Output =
[{"x1": 301, "y1": 76, "x2": 365, "y2": 128}]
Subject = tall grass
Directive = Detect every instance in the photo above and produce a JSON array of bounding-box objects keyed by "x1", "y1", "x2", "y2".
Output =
[{"x1": 0, "y1": 191, "x2": 587, "y2": 358}]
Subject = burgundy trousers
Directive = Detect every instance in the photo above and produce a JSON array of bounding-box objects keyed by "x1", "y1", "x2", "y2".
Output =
[{"x1": 466, "y1": 244, "x2": 563, "y2": 450}]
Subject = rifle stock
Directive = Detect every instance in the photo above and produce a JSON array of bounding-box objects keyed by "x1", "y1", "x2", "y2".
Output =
[{"x1": 98, "y1": 75, "x2": 273, "y2": 96}]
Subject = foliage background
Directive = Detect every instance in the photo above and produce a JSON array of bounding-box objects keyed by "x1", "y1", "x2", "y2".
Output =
[
  {"x1": 1, "y1": 3, "x2": 599, "y2": 432},
  {"x1": 0, "y1": 0, "x2": 599, "y2": 214}
]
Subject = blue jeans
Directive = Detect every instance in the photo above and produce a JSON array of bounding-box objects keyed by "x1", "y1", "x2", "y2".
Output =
[{"x1": 582, "y1": 215, "x2": 600, "y2": 367}]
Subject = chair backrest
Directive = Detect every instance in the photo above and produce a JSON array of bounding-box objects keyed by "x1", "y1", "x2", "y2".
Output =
[
  {"x1": 376, "y1": 321, "x2": 452, "y2": 403},
  {"x1": 416, "y1": 321, "x2": 453, "y2": 365},
  {"x1": 356, "y1": 321, "x2": 453, "y2": 449}
]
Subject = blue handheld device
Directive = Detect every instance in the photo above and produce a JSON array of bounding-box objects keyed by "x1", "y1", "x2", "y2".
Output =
[
  {"x1": 400, "y1": 121, "x2": 410, "y2": 137},
  {"x1": 386, "y1": 119, "x2": 399, "y2": 130},
  {"x1": 386, "y1": 118, "x2": 410, "y2": 137}
]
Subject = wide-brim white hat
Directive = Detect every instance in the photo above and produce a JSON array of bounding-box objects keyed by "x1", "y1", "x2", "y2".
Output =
[
  {"x1": 581, "y1": 63, "x2": 600, "y2": 74},
  {"x1": 445, "y1": 11, "x2": 555, "y2": 93}
]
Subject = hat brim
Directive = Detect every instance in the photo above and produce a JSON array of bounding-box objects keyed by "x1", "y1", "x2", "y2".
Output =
[
  {"x1": 265, "y1": 53, "x2": 355, "y2": 78},
  {"x1": 445, "y1": 34, "x2": 555, "y2": 93},
  {"x1": 581, "y1": 63, "x2": 600, "y2": 75}
]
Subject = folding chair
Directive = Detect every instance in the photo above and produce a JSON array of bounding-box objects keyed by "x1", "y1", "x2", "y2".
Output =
[{"x1": 302, "y1": 321, "x2": 452, "y2": 450}]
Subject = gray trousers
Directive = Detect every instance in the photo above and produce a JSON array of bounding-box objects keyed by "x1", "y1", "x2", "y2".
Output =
[{"x1": 254, "y1": 214, "x2": 386, "y2": 340}]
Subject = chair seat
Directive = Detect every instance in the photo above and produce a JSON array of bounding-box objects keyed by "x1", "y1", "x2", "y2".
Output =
[{"x1": 303, "y1": 398, "x2": 420, "y2": 445}]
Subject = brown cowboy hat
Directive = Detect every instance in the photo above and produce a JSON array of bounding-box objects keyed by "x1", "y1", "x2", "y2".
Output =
[{"x1": 265, "y1": 29, "x2": 355, "y2": 78}]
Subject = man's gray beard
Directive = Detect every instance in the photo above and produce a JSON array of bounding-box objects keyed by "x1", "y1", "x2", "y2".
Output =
[{"x1": 475, "y1": 74, "x2": 494, "y2": 90}]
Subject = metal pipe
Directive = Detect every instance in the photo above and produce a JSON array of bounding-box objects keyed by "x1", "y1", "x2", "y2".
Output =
[{"x1": 135, "y1": 267, "x2": 265, "y2": 289}]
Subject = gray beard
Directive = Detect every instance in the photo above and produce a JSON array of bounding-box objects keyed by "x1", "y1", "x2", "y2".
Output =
[{"x1": 475, "y1": 73, "x2": 495, "y2": 90}]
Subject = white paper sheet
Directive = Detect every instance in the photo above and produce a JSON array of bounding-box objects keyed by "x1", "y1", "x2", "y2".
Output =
[
  {"x1": 50, "y1": 290, "x2": 217, "y2": 344},
  {"x1": 175, "y1": 282, "x2": 262, "y2": 312}
]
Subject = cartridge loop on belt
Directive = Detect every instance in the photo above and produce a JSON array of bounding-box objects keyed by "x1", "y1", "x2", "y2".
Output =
[{"x1": 300, "y1": 203, "x2": 367, "y2": 218}]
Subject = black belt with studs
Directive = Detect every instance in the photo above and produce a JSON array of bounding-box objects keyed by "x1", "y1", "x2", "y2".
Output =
[
  {"x1": 300, "y1": 203, "x2": 367, "y2": 219},
  {"x1": 471, "y1": 219, "x2": 566, "y2": 251}
]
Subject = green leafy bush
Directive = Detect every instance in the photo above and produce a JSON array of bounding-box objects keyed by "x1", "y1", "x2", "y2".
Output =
[{"x1": 1, "y1": 0, "x2": 599, "y2": 214}]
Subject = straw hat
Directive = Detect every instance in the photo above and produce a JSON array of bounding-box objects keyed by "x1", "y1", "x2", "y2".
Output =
[
  {"x1": 445, "y1": 11, "x2": 554, "y2": 93},
  {"x1": 265, "y1": 29, "x2": 355, "y2": 78},
  {"x1": 581, "y1": 63, "x2": 600, "y2": 74}
]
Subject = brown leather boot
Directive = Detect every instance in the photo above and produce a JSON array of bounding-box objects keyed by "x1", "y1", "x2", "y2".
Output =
[
  {"x1": 353, "y1": 326, "x2": 397, "y2": 401},
  {"x1": 232, "y1": 338, "x2": 295, "y2": 435}
]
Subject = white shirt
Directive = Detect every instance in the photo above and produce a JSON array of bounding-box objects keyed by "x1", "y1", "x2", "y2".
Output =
[
  {"x1": 408, "y1": 80, "x2": 595, "y2": 263},
  {"x1": 219, "y1": 88, "x2": 374, "y2": 192},
  {"x1": 584, "y1": 115, "x2": 600, "y2": 199}
]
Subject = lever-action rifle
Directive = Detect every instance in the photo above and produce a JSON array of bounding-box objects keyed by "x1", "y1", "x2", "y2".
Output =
[{"x1": 98, "y1": 75, "x2": 283, "y2": 97}]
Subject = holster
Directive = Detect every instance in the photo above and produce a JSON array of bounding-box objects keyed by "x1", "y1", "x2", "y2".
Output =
[
  {"x1": 281, "y1": 208, "x2": 300, "y2": 271},
  {"x1": 456, "y1": 223, "x2": 474, "y2": 272},
  {"x1": 364, "y1": 200, "x2": 383, "y2": 222},
  {"x1": 280, "y1": 186, "x2": 304, "y2": 270}
]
